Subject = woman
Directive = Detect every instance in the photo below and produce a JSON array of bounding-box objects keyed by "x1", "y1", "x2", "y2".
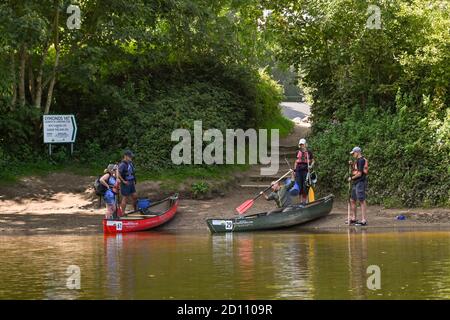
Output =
[
  {"x1": 100, "y1": 164, "x2": 118, "y2": 219},
  {"x1": 293, "y1": 138, "x2": 314, "y2": 204}
]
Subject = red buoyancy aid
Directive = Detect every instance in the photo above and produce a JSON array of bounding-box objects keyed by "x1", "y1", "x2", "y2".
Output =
[
  {"x1": 352, "y1": 157, "x2": 369, "y2": 176},
  {"x1": 295, "y1": 150, "x2": 311, "y2": 167}
]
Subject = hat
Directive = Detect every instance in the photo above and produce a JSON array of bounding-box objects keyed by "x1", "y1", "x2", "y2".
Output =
[
  {"x1": 298, "y1": 138, "x2": 307, "y2": 145},
  {"x1": 350, "y1": 146, "x2": 362, "y2": 154},
  {"x1": 124, "y1": 150, "x2": 134, "y2": 158}
]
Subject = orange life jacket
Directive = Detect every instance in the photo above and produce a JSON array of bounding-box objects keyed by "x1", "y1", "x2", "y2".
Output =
[{"x1": 352, "y1": 157, "x2": 369, "y2": 176}]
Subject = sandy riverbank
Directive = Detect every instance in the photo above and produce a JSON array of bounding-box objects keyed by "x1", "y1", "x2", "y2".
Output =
[{"x1": 1, "y1": 172, "x2": 450, "y2": 234}]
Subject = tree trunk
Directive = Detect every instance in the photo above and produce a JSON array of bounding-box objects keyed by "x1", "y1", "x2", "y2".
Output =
[
  {"x1": 18, "y1": 45, "x2": 27, "y2": 107},
  {"x1": 10, "y1": 52, "x2": 17, "y2": 108},
  {"x1": 35, "y1": 43, "x2": 49, "y2": 110},
  {"x1": 44, "y1": 1, "x2": 60, "y2": 115},
  {"x1": 28, "y1": 58, "x2": 35, "y2": 105},
  {"x1": 44, "y1": 53, "x2": 59, "y2": 114}
]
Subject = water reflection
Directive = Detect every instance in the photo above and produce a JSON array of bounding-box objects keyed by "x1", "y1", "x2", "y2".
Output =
[
  {"x1": 104, "y1": 234, "x2": 123, "y2": 299},
  {"x1": 1, "y1": 230, "x2": 450, "y2": 299}
]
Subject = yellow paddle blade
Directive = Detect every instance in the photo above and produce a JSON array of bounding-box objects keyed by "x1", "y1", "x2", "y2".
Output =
[{"x1": 308, "y1": 187, "x2": 315, "y2": 203}]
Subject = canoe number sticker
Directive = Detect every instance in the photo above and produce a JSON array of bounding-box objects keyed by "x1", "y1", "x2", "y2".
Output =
[
  {"x1": 106, "y1": 220, "x2": 123, "y2": 231},
  {"x1": 225, "y1": 220, "x2": 233, "y2": 230},
  {"x1": 211, "y1": 220, "x2": 233, "y2": 230}
]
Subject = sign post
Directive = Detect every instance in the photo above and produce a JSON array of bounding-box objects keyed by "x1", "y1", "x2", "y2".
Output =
[{"x1": 43, "y1": 115, "x2": 77, "y2": 155}]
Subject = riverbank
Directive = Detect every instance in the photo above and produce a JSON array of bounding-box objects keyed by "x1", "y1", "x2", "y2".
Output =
[
  {"x1": 1, "y1": 104, "x2": 448, "y2": 235},
  {"x1": 1, "y1": 172, "x2": 450, "y2": 234}
]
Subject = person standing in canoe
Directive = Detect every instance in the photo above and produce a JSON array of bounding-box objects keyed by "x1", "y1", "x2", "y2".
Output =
[
  {"x1": 260, "y1": 170, "x2": 296, "y2": 213},
  {"x1": 100, "y1": 164, "x2": 119, "y2": 219},
  {"x1": 293, "y1": 138, "x2": 314, "y2": 204},
  {"x1": 118, "y1": 150, "x2": 138, "y2": 214},
  {"x1": 348, "y1": 146, "x2": 368, "y2": 226}
]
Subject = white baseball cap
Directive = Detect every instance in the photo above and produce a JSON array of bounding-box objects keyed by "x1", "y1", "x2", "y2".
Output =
[
  {"x1": 350, "y1": 146, "x2": 362, "y2": 154},
  {"x1": 298, "y1": 138, "x2": 306, "y2": 145}
]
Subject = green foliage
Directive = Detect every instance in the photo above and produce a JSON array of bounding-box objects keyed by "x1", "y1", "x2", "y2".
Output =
[
  {"x1": 310, "y1": 104, "x2": 450, "y2": 207},
  {"x1": 0, "y1": 1, "x2": 288, "y2": 183},
  {"x1": 191, "y1": 181, "x2": 210, "y2": 197},
  {"x1": 266, "y1": 0, "x2": 449, "y2": 124},
  {"x1": 0, "y1": 103, "x2": 42, "y2": 156},
  {"x1": 255, "y1": 69, "x2": 285, "y2": 127},
  {"x1": 266, "y1": 0, "x2": 449, "y2": 207},
  {"x1": 0, "y1": 145, "x2": 8, "y2": 173},
  {"x1": 54, "y1": 58, "x2": 286, "y2": 172},
  {"x1": 260, "y1": 113, "x2": 294, "y2": 138}
]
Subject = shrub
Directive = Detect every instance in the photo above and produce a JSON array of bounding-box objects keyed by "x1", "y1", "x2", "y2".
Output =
[
  {"x1": 191, "y1": 181, "x2": 209, "y2": 198},
  {"x1": 56, "y1": 59, "x2": 288, "y2": 171},
  {"x1": 309, "y1": 103, "x2": 450, "y2": 207}
]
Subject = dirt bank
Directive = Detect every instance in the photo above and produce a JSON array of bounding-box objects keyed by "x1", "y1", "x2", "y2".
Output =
[
  {"x1": 1, "y1": 120, "x2": 449, "y2": 234},
  {"x1": 1, "y1": 172, "x2": 450, "y2": 234}
]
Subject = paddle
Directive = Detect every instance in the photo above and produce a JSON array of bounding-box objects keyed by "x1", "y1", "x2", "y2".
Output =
[
  {"x1": 235, "y1": 170, "x2": 293, "y2": 215},
  {"x1": 308, "y1": 183, "x2": 315, "y2": 203},
  {"x1": 347, "y1": 161, "x2": 352, "y2": 224},
  {"x1": 306, "y1": 160, "x2": 315, "y2": 203},
  {"x1": 284, "y1": 157, "x2": 292, "y2": 170}
]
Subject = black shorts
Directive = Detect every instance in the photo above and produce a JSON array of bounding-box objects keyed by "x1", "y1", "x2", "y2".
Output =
[
  {"x1": 121, "y1": 181, "x2": 136, "y2": 196},
  {"x1": 295, "y1": 169, "x2": 308, "y2": 195},
  {"x1": 351, "y1": 180, "x2": 367, "y2": 201}
]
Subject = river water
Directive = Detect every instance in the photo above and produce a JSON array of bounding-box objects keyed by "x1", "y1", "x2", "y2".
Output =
[{"x1": 1, "y1": 230, "x2": 450, "y2": 299}]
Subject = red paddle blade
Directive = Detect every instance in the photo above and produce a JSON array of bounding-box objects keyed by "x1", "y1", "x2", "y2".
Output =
[{"x1": 236, "y1": 199, "x2": 254, "y2": 215}]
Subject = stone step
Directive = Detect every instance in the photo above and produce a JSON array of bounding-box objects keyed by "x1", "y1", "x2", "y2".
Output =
[
  {"x1": 248, "y1": 164, "x2": 292, "y2": 172},
  {"x1": 248, "y1": 175, "x2": 292, "y2": 181},
  {"x1": 269, "y1": 150, "x2": 296, "y2": 155},
  {"x1": 279, "y1": 146, "x2": 298, "y2": 152},
  {"x1": 240, "y1": 184, "x2": 271, "y2": 188}
]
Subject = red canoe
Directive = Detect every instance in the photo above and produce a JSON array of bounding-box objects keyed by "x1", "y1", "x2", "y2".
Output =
[{"x1": 103, "y1": 194, "x2": 179, "y2": 233}]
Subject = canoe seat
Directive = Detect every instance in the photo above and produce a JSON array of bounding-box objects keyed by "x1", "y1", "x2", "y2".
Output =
[{"x1": 120, "y1": 215, "x2": 157, "y2": 220}]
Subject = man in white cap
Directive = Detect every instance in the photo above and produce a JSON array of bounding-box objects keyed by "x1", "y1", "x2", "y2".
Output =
[
  {"x1": 348, "y1": 146, "x2": 368, "y2": 226},
  {"x1": 293, "y1": 138, "x2": 314, "y2": 204}
]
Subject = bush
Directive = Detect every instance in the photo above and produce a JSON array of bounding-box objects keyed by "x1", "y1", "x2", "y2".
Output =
[
  {"x1": 309, "y1": 102, "x2": 450, "y2": 207},
  {"x1": 191, "y1": 181, "x2": 209, "y2": 198},
  {"x1": 255, "y1": 69, "x2": 284, "y2": 126},
  {"x1": 56, "y1": 59, "x2": 288, "y2": 171},
  {"x1": 0, "y1": 58, "x2": 292, "y2": 182}
]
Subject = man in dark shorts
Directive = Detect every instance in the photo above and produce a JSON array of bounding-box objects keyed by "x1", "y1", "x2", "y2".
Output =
[
  {"x1": 348, "y1": 146, "x2": 368, "y2": 226},
  {"x1": 118, "y1": 150, "x2": 137, "y2": 214},
  {"x1": 293, "y1": 138, "x2": 314, "y2": 204}
]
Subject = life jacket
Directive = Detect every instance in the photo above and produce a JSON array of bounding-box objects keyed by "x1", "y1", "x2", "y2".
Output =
[
  {"x1": 295, "y1": 150, "x2": 311, "y2": 168},
  {"x1": 352, "y1": 157, "x2": 369, "y2": 176},
  {"x1": 107, "y1": 175, "x2": 117, "y2": 190},
  {"x1": 120, "y1": 161, "x2": 135, "y2": 181}
]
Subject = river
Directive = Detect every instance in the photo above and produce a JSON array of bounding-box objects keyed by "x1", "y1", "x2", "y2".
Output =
[{"x1": 1, "y1": 230, "x2": 450, "y2": 299}]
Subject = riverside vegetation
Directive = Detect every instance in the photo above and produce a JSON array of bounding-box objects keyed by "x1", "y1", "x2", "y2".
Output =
[
  {"x1": 0, "y1": 1, "x2": 291, "y2": 186},
  {"x1": 0, "y1": 0, "x2": 448, "y2": 207},
  {"x1": 265, "y1": 0, "x2": 449, "y2": 207}
]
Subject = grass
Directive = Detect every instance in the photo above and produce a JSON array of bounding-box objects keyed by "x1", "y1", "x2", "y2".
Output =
[
  {"x1": 139, "y1": 164, "x2": 249, "y2": 183},
  {"x1": 260, "y1": 113, "x2": 294, "y2": 138},
  {"x1": 0, "y1": 159, "x2": 104, "y2": 185}
]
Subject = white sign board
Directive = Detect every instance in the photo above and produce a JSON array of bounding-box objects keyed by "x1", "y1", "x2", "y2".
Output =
[{"x1": 43, "y1": 115, "x2": 77, "y2": 143}]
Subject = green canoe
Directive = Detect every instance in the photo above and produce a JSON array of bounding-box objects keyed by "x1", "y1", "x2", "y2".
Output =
[{"x1": 206, "y1": 194, "x2": 334, "y2": 233}]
